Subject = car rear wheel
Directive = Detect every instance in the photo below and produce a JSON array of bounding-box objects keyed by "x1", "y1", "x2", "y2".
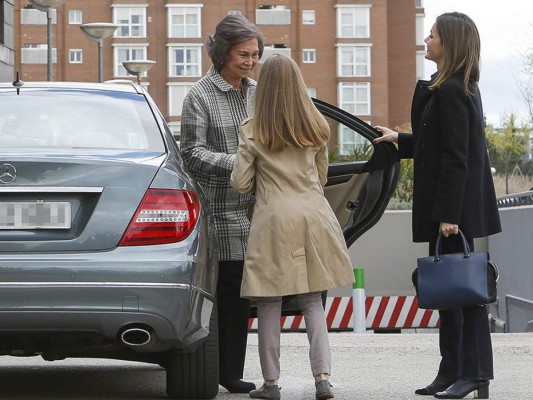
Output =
[{"x1": 166, "y1": 305, "x2": 219, "y2": 399}]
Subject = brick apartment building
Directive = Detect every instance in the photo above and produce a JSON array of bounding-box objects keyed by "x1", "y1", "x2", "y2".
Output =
[{"x1": 10, "y1": 0, "x2": 426, "y2": 154}]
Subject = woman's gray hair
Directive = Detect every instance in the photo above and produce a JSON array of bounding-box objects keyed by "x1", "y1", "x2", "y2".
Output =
[{"x1": 206, "y1": 14, "x2": 264, "y2": 71}]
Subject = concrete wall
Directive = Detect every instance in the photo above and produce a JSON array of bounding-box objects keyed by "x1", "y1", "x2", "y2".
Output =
[
  {"x1": 488, "y1": 206, "x2": 533, "y2": 332},
  {"x1": 328, "y1": 205, "x2": 533, "y2": 333}
]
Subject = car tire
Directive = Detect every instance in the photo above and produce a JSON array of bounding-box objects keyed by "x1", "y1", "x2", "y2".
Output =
[{"x1": 166, "y1": 304, "x2": 219, "y2": 399}]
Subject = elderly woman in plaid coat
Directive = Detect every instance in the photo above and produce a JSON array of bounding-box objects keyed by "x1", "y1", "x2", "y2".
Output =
[{"x1": 180, "y1": 14, "x2": 264, "y2": 394}]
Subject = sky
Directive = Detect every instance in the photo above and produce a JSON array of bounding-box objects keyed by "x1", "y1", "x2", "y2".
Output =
[{"x1": 422, "y1": 0, "x2": 533, "y2": 127}]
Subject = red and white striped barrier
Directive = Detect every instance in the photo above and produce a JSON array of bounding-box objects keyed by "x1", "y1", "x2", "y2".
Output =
[
  {"x1": 248, "y1": 296, "x2": 440, "y2": 331},
  {"x1": 364, "y1": 295, "x2": 440, "y2": 329}
]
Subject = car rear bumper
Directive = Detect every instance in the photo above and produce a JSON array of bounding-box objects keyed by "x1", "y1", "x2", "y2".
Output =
[
  {"x1": 0, "y1": 242, "x2": 218, "y2": 353},
  {"x1": 0, "y1": 282, "x2": 214, "y2": 350}
]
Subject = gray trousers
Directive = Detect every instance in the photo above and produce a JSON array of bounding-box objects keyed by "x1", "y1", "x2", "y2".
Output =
[{"x1": 256, "y1": 292, "x2": 331, "y2": 380}]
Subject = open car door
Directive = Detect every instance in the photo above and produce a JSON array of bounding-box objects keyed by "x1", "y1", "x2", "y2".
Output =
[{"x1": 314, "y1": 98, "x2": 400, "y2": 247}]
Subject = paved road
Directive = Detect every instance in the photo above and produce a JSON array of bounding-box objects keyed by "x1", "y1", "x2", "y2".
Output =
[{"x1": 0, "y1": 332, "x2": 531, "y2": 399}]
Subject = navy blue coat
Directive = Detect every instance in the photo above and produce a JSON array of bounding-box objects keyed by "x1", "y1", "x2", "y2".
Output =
[{"x1": 398, "y1": 73, "x2": 502, "y2": 242}]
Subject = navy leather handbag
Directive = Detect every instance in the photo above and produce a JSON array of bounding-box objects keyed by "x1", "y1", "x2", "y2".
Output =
[{"x1": 413, "y1": 230, "x2": 499, "y2": 310}]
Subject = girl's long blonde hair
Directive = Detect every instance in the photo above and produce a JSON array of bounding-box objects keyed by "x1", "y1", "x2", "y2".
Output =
[
  {"x1": 430, "y1": 12, "x2": 480, "y2": 96},
  {"x1": 252, "y1": 54, "x2": 330, "y2": 151}
]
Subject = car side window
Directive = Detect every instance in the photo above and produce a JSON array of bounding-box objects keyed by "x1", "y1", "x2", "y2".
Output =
[{"x1": 322, "y1": 114, "x2": 373, "y2": 163}]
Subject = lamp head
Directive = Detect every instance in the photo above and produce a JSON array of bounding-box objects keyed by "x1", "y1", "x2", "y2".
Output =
[
  {"x1": 80, "y1": 23, "x2": 119, "y2": 42},
  {"x1": 122, "y1": 60, "x2": 156, "y2": 75},
  {"x1": 29, "y1": 0, "x2": 65, "y2": 12}
]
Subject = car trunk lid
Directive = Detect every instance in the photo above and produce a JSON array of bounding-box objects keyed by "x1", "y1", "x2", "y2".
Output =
[{"x1": 0, "y1": 152, "x2": 166, "y2": 252}]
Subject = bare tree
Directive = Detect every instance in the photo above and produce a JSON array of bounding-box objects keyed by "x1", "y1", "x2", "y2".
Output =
[
  {"x1": 515, "y1": 25, "x2": 533, "y2": 129},
  {"x1": 511, "y1": 30, "x2": 533, "y2": 182}
]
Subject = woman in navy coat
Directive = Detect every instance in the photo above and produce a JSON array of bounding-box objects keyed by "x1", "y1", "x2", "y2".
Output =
[{"x1": 374, "y1": 12, "x2": 501, "y2": 399}]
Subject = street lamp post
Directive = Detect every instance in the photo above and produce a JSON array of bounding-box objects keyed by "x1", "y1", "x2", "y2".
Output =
[
  {"x1": 30, "y1": 0, "x2": 65, "y2": 81},
  {"x1": 79, "y1": 23, "x2": 119, "y2": 82},
  {"x1": 122, "y1": 60, "x2": 156, "y2": 85}
]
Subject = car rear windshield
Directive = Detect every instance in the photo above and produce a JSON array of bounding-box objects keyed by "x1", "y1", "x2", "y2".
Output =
[{"x1": 0, "y1": 89, "x2": 165, "y2": 153}]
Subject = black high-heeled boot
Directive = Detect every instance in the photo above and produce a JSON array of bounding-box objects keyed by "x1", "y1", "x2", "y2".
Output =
[
  {"x1": 415, "y1": 375, "x2": 456, "y2": 395},
  {"x1": 434, "y1": 379, "x2": 489, "y2": 399}
]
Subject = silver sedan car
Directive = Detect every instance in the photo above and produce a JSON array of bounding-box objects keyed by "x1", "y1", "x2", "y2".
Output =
[
  {"x1": 0, "y1": 81, "x2": 398, "y2": 399},
  {"x1": 0, "y1": 81, "x2": 219, "y2": 399}
]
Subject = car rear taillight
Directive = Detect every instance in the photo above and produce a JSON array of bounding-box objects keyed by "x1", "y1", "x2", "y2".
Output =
[{"x1": 119, "y1": 189, "x2": 200, "y2": 246}]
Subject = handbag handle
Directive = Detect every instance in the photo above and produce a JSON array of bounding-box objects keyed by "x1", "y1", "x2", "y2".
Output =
[{"x1": 433, "y1": 229, "x2": 471, "y2": 261}]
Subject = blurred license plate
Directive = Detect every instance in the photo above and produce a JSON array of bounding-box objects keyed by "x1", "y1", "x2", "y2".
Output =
[{"x1": 0, "y1": 201, "x2": 71, "y2": 229}]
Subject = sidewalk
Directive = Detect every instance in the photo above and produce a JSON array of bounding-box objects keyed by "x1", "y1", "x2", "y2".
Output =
[{"x1": 219, "y1": 332, "x2": 533, "y2": 400}]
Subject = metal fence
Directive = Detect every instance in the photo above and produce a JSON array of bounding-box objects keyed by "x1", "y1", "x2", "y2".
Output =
[
  {"x1": 497, "y1": 190, "x2": 533, "y2": 208},
  {"x1": 505, "y1": 295, "x2": 533, "y2": 333}
]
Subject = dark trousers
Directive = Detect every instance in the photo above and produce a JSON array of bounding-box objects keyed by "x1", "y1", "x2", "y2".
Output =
[
  {"x1": 429, "y1": 234, "x2": 494, "y2": 381},
  {"x1": 217, "y1": 260, "x2": 250, "y2": 381}
]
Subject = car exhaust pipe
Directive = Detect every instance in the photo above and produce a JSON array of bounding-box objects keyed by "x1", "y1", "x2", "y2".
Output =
[{"x1": 120, "y1": 327, "x2": 154, "y2": 349}]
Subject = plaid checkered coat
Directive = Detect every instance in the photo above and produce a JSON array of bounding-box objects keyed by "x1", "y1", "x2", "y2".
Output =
[{"x1": 180, "y1": 66, "x2": 255, "y2": 261}]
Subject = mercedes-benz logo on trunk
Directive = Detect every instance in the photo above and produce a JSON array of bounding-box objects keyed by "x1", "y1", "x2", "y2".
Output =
[{"x1": 0, "y1": 163, "x2": 16, "y2": 184}]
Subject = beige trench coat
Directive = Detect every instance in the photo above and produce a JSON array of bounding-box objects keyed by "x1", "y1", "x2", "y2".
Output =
[{"x1": 230, "y1": 121, "x2": 355, "y2": 298}]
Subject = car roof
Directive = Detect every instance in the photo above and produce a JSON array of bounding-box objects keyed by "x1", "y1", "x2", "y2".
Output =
[{"x1": 0, "y1": 81, "x2": 141, "y2": 94}]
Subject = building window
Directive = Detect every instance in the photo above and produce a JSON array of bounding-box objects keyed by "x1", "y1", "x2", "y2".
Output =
[
  {"x1": 169, "y1": 46, "x2": 201, "y2": 77},
  {"x1": 338, "y1": 125, "x2": 369, "y2": 156},
  {"x1": 228, "y1": 10, "x2": 242, "y2": 16},
  {"x1": 339, "y1": 82, "x2": 370, "y2": 115},
  {"x1": 416, "y1": 0, "x2": 423, "y2": 8},
  {"x1": 114, "y1": 46, "x2": 147, "y2": 77},
  {"x1": 302, "y1": 10, "x2": 315, "y2": 25},
  {"x1": 69, "y1": 10, "x2": 82, "y2": 25},
  {"x1": 302, "y1": 49, "x2": 316, "y2": 64},
  {"x1": 416, "y1": 13, "x2": 425, "y2": 45},
  {"x1": 69, "y1": 49, "x2": 83, "y2": 64},
  {"x1": 168, "y1": 122, "x2": 182, "y2": 145},
  {"x1": 336, "y1": 6, "x2": 370, "y2": 38},
  {"x1": 168, "y1": 6, "x2": 202, "y2": 38},
  {"x1": 338, "y1": 81, "x2": 371, "y2": 155},
  {"x1": 416, "y1": 50, "x2": 426, "y2": 81},
  {"x1": 338, "y1": 45, "x2": 371, "y2": 77},
  {"x1": 114, "y1": 7, "x2": 146, "y2": 38},
  {"x1": 307, "y1": 87, "x2": 317, "y2": 98},
  {"x1": 169, "y1": 84, "x2": 195, "y2": 117}
]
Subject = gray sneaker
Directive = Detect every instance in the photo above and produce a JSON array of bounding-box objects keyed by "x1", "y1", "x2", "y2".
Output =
[
  {"x1": 315, "y1": 380, "x2": 334, "y2": 400},
  {"x1": 249, "y1": 383, "x2": 281, "y2": 399}
]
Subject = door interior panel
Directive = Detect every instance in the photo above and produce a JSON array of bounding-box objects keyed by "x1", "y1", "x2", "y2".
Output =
[{"x1": 324, "y1": 172, "x2": 369, "y2": 228}]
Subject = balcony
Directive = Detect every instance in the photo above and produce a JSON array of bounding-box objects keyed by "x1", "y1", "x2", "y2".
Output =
[
  {"x1": 260, "y1": 44, "x2": 291, "y2": 63},
  {"x1": 21, "y1": 47, "x2": 57, "y2": 64},
  {"x1": 256, "y1": 5, "x2": 291, "y2": 25},
  {"x1": 20, "y1": 8, "x2": 57, "y2": 25}
]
